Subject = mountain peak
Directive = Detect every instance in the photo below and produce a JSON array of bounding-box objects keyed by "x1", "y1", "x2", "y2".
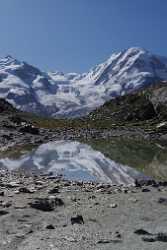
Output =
[
  {"x1": 0, "y1": 47, "x2": 166, "y2": 118},
  {"x1": 125, "y1": 47, "x2": 147, "y2": 53},
  {"x1": 4, "y1": 54, "x2": 15, "y2": 60},
  {"x1": 0, "y1": 54, "x2": 20, "y2": 68}
]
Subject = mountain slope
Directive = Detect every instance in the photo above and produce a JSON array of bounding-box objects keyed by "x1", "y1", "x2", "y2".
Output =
[
  {"x1": 87, "y1": 81, "x2": 167, "y2": 123},
  {"x1": 0, "y1": 47, "x2": 167, "y2": 117}
]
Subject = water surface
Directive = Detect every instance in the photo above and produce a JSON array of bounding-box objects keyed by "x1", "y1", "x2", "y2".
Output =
[{"x1": 0, "y1": 139, "x2": 167, "y2": 185}]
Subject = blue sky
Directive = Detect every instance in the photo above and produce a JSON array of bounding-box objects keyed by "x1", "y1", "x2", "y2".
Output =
[{"x1": 0, "y1": 0, "x2": 167, "y2": 72}]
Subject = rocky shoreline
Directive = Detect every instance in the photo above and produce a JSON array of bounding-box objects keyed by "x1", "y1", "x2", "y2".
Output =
[
  {"x1": 1, "y1": 119, "x2": 167, "y2": 151},
  {"x1": 0, "y1": 171, "x2": 167, "y2": 249}
]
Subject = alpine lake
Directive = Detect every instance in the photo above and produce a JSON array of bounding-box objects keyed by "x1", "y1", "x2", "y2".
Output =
[{"x1": 0, "y1": 138, "x2": 167, "y2": 185}]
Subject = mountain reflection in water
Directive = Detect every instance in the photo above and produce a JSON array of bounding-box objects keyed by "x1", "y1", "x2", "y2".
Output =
[{"x1": 0, "y1": 140, "x2": 150, "y2": 185}]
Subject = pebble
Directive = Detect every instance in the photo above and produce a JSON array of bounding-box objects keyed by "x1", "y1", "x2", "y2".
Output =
[{"x1": 109, "y1": 203, "x2": 118, "y2": 208}]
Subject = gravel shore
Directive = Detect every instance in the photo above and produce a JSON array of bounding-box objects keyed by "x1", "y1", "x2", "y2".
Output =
[{"x1": 0, "y1": 172, "x2": 167, "y2": 250}]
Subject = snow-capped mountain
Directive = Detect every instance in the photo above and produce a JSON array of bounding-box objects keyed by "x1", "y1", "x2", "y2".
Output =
[
  {"x1": 0, "y1": 47, "x2": 167, "y2": 117},
  {"x1": 0, "y1": 140, "x2": 148, "y2": 184}
]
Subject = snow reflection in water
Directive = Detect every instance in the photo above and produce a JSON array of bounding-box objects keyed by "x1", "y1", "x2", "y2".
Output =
[{"x1": 0, "y1": 140, "x2": 149, "y2": 185}]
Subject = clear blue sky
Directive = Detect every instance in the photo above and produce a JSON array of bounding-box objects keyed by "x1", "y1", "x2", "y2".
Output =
[{"x1": 0, "y1": 0, "x2": 167, "y2": 73}]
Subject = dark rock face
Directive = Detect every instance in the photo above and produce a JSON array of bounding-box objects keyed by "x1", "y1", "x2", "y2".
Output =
[
  {"x1": 88, "y1": 82, "x2": 167, "y2": 123},
  {"x1": 0, "y1": 98, "x2": 16, "y2": 113}
]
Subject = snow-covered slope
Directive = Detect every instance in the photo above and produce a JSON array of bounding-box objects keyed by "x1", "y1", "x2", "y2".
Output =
[
  {"x1": 0, "y1": 141, "x2": 148, "y2": 184},
  {"x1": 0, "y1": 47, "x2": 167, "y2": 117}
]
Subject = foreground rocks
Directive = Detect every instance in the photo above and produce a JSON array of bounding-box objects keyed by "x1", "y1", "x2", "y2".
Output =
[{"x1": 0, "y1": 171, "x2": 166, "y2": 249}]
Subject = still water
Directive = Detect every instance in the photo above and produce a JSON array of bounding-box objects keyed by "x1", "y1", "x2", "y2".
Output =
[{"x1": 0, "y1": 139, "x2": 167, "y2": 185}]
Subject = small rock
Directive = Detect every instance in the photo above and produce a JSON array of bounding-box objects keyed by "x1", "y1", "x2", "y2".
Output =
[
  {"x1": 158, "y1": 197, "x2": 167, "y2": 205},
  {"x1": 109, "y1": 203, "x2": 118, "y2": 208},
  {"x1": 88, "y1": 195, "x2": 96, "y2": 200},
  {"x1": 71, "y1": 215, "x2": 84, "y2": 225},
  {"x1": 142, "y1": 237, "x2": 156, "y2": 242},
  {"x1": 7, "y1": 194, "x2": 14, "y2": 197},
  {"x1": 142, "y1": 188, "x2": 150, "y2": 192},
  {"x1": 0, "y1": 210, "x2": 9, "y2": 216},
  {"x1": 2, "y1": 201, "x2": 12, "y2": 208},
  {"x1": 14, "y1": 190, "x2": 20, "y2": 194},
  {"x1": 134, "y1": 229, "x2": 152, "y2": 235},
  {"x1": 115, "y1": 231, "x2": 121, "y2": 238},
  {"x1": 19, "y1": 125, "x2": 39, "y2": 135},
  {"x1": 0, "y1": 191, "x2": 4, "y2": 196},
  {"x1": 34, "y1": 180, "x2": 45, "y2": 186},
  {"x1": 97, "y1": 239, "x2": 122, "y2": 244},
  {"x1": 19, "y1": 187, "x2": 34, "y2": 193},
  {"x1": 46, "y1": 224, "x2": 55, "y2": 230},
  {"x1": 48, "y1": 187, "x2": 59, "y2": 194},
  {"x1": 134, "y1": 179, "x2": 142, "y2": 188}
]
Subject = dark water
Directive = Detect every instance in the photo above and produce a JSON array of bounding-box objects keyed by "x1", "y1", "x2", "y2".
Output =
[{"x1": 0, "y1": 139, "x2": 167, "y2": 184}]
